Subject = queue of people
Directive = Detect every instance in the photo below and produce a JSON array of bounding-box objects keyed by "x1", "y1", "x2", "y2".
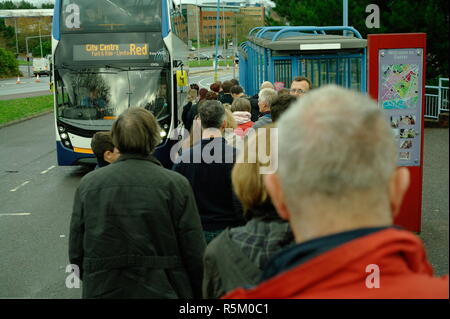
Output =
[{"x1": 69, "y1": 77, "x2": 448, "y2": 299}]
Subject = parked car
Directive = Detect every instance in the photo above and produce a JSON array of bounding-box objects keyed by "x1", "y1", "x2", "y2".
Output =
[{"x1": 198, "y1": 53, "x2": 211, "y2": 60}]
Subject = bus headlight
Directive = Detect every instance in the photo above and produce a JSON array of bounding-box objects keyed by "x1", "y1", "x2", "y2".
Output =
[
  {"x1": 160, "y1": 130, "x2": 167, "y2": 138},
  {"x1": 58, "y1": 129, "x2": 72, "y2": 149}
]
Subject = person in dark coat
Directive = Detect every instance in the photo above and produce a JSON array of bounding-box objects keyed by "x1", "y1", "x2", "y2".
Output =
[
  {"x1": 219, "y1": 80, "x2": 234, "y2": 105},
  {"x1": 202, "y1": 125, "x2": 294, "y2": 299},
  {"x1": 186, "y1": 88, "x2": 208, "y2": 132},
  {"x1": 173, "y1": 100, "x2": 244, "y2": 244},
  {"x1": 69, "y1": 107, "x2": 206, "y2": 299},
  {"x1": 181, "y1": 88, "x2": 198, "y2": 130}
]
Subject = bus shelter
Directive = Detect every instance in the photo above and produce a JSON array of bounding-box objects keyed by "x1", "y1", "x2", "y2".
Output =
[{"x1": 238, "y1": 26, "x2": 367, "y2": 96}]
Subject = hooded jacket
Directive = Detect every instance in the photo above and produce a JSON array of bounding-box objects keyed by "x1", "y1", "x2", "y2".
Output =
[
  {"x1": 222, "y1": 228, "x2": 449, "y2": 299},
  {"x1": 233, "y1": 111, "x2": 254, "y2": 137}
]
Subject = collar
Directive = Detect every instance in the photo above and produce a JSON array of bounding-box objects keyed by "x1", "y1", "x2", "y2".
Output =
[
  {"x1": 260, "y1": 226, "x2": 394, "y2": 282},
  {"x1": 116, "y1": 153, "x2": 162, "y2": 166},
  {"x1": 260, "y1": 111, "x2": 271, "y2": 117}
]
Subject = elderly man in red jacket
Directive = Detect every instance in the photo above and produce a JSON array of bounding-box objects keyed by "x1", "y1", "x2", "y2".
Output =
[{"x1": 223, "y1": 85, "x2": 448, "y2": 299}]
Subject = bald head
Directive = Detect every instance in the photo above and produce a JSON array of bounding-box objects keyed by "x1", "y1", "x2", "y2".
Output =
[{"x1": 260, "y1": 81, "x2": 274, "y2": 90}]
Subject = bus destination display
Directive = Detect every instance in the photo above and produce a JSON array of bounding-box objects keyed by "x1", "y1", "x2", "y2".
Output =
[{"x1": 73, "y1": 43, "x2": 150, "y2": 61}]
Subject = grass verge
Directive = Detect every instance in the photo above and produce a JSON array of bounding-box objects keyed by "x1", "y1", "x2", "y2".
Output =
[
  {"x1": 188, "y1": 59, "x2": 234, "y2": 68},
  {"x1": 0, "y1": 95, "x2": 53, "y2": 126}
]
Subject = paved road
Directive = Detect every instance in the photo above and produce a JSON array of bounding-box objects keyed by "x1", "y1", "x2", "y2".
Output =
[
  {"x1": 0, "y1": 71, "x2": 51, "y2": 100},
  {"x1": 189, "y1": 69, "x2": 235, "y2": 89},
  {"x1": 0, "y1": 113, "x2": 83, "y2": 298}
]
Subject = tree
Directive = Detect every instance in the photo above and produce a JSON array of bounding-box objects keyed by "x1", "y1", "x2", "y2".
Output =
[
  {"x1": 32, "y1": 40, "x2": 51, "y2": 58},
  {"x1": 0, "y1": 1, "x2": 37, "y2": 9},
  {"x1": 41, "y1": 3, "x2": 55, "y2": 9},
  {"x1": 16, "y1": 1, "x2": 37, "y2": 9},
  {"x1": 0, "y1": 47, "x2": 20, "y2": 78},
  {"x1": 0, "y1": 18, "x2": 15, "y2": 50},
  {"x1": 270, "y1": 0, "x2": 449, "y2": 81},
  {"x1": 0, "y1": 1, "x2": 17, "y2": 9}
]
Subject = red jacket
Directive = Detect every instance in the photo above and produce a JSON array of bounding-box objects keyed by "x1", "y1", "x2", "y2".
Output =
[
  {"x1": 222, "y1": 228, "x2": 449, "y2": 299},
  {"x1": 235, "y1": 121, "x2": 254, "y2": 137}
]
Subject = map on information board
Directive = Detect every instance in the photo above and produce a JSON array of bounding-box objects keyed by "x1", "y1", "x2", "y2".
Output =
[{"x1": 381, "y1": 64, "x2": 419, "y2": 109}]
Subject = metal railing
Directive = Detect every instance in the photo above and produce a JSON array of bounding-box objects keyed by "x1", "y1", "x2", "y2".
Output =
[{"x1": 425, "y1": 78, "x2": 449, "y2": 119}]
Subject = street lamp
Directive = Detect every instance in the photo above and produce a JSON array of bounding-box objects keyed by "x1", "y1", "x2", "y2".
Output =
[
  {"x1": 214, "y1": 0, "x2": 220, "y2": 82},
  {"x1": 343, "y1": 0, "x2": 348, "y2": 36}
]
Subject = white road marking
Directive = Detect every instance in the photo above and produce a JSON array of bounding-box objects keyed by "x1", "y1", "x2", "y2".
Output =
[
  {"x1": 10, "y1": 181, "x2": 30, "y2": 192},
  {"x1": 40, "y1": 165, "x2": 56, "y2": 174},
  {"x1": 198, "y1": 73, "x2": 233, "y2": 89},
  {"x1": 0, "y1": 213, "x2": 31, "y2": 216},
  {"x1": 60, "y1": 235, "x2": 66, "y2": 238}
]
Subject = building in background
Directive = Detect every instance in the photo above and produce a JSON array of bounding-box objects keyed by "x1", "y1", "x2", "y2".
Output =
[{"x1": 181, "y1": 2, "x2": 265, "y2": 48}]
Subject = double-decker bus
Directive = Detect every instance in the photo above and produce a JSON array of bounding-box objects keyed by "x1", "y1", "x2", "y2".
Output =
[{"x1": 51, "y1": 0, "x2": 189, "y2": 167}]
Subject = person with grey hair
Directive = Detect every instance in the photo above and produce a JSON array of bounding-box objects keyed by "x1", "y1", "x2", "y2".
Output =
[
  {"x1": 252, "y1": 88, "x2": 277, "y2": 130},
  {"x1": 223, "y1": 85, "x2": 448, "y2": 299},
  {"x1": 249, "y1": 81, "x2": 274, "y2": 122},
  {"x1": 69, "y1": 107, "x2": 206, "y2": 299},
  {"x1": 173, "y1": 100, "x2": 244, "y2": 244}
]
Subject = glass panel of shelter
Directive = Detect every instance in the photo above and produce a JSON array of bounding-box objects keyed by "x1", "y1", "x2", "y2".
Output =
[
  {"x1": 274, "y1": 60, "x2": 292, "y2": 88},
  {"x1": 297, "y1": 56, "x2": 362, "y2": 90}
]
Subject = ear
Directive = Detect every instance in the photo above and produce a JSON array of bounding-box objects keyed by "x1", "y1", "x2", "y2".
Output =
[
  {"x1": 264, "y1": 173, "x2": 290, "y2": 221},
  {"x1": 103, "y1": 150, "x2": 114, "y2": 163},
  {"x1": 388, "y1": 167, "x2": 410, "y2": 219}
]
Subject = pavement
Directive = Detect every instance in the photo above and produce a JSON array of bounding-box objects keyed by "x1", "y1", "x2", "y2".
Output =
[{"x1": 418, "y1": 128, "x2": 449, "y2": 277}]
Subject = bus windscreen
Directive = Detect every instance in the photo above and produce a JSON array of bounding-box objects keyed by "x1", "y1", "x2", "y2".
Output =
[
  {"x1": 61, "y1": 0, "x2": 162, "y2": 32},
  {"x1": 55, "y1": 67, "x2": 170, "y2": 126}
]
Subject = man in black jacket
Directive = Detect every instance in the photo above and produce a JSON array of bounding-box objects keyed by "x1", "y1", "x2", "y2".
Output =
[
  {"x1": 173, "y1": 100, "x2": 244, "y2": 244},
  {"x1": 69, "y1": 107, "x2": 206, "y2": 299}
]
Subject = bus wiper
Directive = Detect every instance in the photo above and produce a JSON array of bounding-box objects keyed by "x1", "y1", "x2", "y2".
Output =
[
  {"x1": 57, "y1": 64, "x2": 77, "y2": 72},
  {"x1": 78, "y1": 71, "x2": 118, "y2": 74},
  {"x1": 105, "y1": 64, "x2": 128, "y2": 71}
]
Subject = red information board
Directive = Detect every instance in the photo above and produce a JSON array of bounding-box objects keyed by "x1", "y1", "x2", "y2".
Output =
[{"x1": 368, "y1": 33, "x2": 426, "y2": 232}]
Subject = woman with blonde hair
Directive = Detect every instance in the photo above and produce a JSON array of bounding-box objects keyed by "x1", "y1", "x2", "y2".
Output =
[
  {"x1": 223, "y1": 108, "x2": 238, "y2": 147},
  {"x1": 202, "y1": 125, "x2": 294, "y2": 299}
]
